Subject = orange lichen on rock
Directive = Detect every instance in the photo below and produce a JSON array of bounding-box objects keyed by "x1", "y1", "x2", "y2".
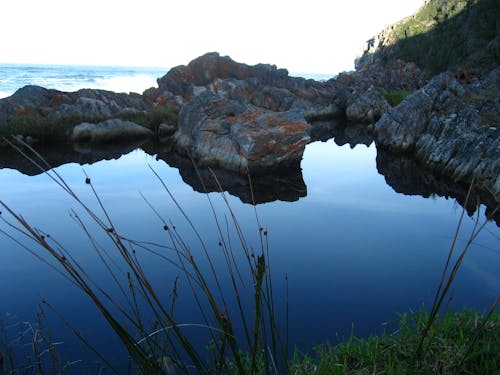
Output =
[
  {"x1": 225, "y1": 108, "x2": 266, "y2": 124},
  {"x1": 262, "y1": 114, "x2": 308, "y2": 133}
]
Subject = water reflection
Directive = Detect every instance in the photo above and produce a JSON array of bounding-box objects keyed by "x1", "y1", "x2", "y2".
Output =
[
  {"x1": 309, "y1": 119, "x2": 499, "y2": 225},
  {"x1": 154, "y1": 149, "x2": 306, "y2": 204},
  {"x1": 376, "y1": 149, "x2": 500, "y2": 226},
  {"x1": 0, "y1": 126, "x2": 497, "y2": 224},
  {"x1": 0, "y1": 140, "x2": 149, "y2": 176},
  {"x1": 1, "y1": 131, "x2": 498, "y2": 372}
]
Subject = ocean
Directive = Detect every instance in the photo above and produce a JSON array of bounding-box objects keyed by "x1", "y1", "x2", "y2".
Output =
[{"x1": 0, "y1": 64, "x2": 168, "y2": 99}]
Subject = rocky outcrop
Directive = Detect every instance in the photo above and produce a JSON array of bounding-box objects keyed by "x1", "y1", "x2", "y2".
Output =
[
  {"x1": 154, "y1": 53, "x2": 427, "y2": 171},
  {"x1": 323, "y1": 60, "x2": 426, "y2": 125},
  {"x1": 345, "y1": 89, "x2": 390, "y2": 123},
  {"x1": 72, "y1": 119, "x2": 154, "y2": 143},
  {"x1": 154, "y1": 53, "x2": 336, "y2": 171},
  {"x1": 375, "y1": 69, "x2": 500, "y2": 198},
  {"x1": 156, "y1": 52, "x2": 334, "y2": 110},
  {"x1": 0, "y1": 47, "x2": 496, "y2": 201}
]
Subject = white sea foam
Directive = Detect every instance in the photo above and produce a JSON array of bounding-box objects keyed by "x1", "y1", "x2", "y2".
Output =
[
  {"x1": 0, "y1": 90, "x2": 12, "y2": 99},
  {"x1": 92, "y1": 74, "x2": 159, "y2": 94}
]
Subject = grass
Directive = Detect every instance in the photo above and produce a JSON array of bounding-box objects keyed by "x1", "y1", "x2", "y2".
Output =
[
  {"x1": 0, "y1": 308, "x2": 91, "y2": 374},
  {"x1": 292, "y1": 309, "x2": 500, "y2": 375},
  {"x1": 0, "y1": 141, "x2": 498, "y2": 374}
]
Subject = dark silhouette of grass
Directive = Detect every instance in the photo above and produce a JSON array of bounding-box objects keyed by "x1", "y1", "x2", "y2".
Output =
[{"x1": 0, "y1": 139, "x2": 287, "y2": 374}]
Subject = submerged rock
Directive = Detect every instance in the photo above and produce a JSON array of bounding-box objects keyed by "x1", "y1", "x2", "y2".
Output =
[{"x1": 72, "y1": 119, "x2": 153, "y2": 143}]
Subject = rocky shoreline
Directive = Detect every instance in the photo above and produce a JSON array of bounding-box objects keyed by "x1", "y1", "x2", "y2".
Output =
[{"x1": 1, "y1": 51, "x2": 498, "y2": 201}]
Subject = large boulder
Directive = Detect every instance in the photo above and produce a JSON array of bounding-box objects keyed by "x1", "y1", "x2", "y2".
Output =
[
  {"x1": 174, "y1": 91, "x2": 310, "y2": 172},
  {"x1": 158, "y1": 52, "x2": 292, "y2": 98}
]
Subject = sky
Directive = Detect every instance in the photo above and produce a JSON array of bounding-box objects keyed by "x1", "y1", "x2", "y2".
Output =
[{"x1": 0, "y1": 0, "x2": 423, "y2": 75}]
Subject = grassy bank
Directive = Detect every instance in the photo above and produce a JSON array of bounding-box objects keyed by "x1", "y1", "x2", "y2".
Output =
[{"x1": 292, "y1": 309, "x2": 500, "y2": 375}]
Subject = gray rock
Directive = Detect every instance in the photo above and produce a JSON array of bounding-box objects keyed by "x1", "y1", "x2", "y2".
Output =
[
  {"x1": 346, "y1": 90, "x2": 390, "y2": 123},
  {"x1": 72, "y1": 119, "x2": 153, "y2": 143},
  {"x1": 157, "y1": 123, "x2": 177, "y2": 139},
  {"x1": 0, "y1": 86, "x2": 152, "y2": 125}
]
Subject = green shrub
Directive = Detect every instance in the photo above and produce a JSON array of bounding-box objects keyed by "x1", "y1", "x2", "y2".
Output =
[{"x1": 383, "y1": 90, "x2": 412, "y2": 106}]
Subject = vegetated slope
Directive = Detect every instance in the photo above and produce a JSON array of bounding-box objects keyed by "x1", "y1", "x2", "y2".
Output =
[{"x1": 356, "y1": 0, "x2": 500, "y2": 75}]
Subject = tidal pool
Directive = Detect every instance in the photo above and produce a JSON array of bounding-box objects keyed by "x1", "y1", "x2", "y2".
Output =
[{"x1": 0, "y1": 138, "x2": 498, "y2": 371}]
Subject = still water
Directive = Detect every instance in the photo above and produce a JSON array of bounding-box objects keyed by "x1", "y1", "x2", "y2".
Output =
[{"x1": 0, "y1": 138, "x2": 499, "y2": 370}]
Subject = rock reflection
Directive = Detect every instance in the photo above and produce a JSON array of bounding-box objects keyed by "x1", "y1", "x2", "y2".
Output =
[
  {"x1": 309, "y1": 119, "x2": 373, "y2": 147},
  {"x1": 0, "y1": 133, "x2": 497, "y2": 221},
  {"x1": 0, "y1": 140, "x2": 149, "y2": 176},
  {"x1": 376, "y1": 149, "x2": 500, "y2": 226},
  {"x1": 0, "y1": 140, "x2": 307, "y2": 205},
  {"x1": 308, "y1": 119, "x2": 498, "y2": 225},
  {"x1": 154, "y1": 149, "x2": 307, "y2": 204}
]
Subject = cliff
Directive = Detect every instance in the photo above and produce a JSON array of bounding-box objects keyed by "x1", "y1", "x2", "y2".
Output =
[{"x1": 356, "y1": 0, "x2": 500, "y2": 75}]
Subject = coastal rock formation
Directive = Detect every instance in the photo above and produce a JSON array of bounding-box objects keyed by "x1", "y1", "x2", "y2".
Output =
[
  {"x1": 323, "y1": 60, "x2": 426, "y2": 125},
  {"x1": 0, "y1": 85, "x2": 151, "y2": 122},
  {"x1": 345, "y1": 89, "x2": 390, "y2": 123},
  {"x1": 156, "y1": 52, "x2": 334, "y2": 110},
  {"x1": 154, "y1": 53, "x2": 426, "y2": 171},
  {"x1": 155, "y1": 53, "x2": 334, "y2": 171},
  {"x1": 375, "y1": 69, "x2": 500, "y2": 198}
]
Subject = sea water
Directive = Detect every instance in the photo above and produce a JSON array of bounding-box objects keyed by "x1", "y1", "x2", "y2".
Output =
[{"x1": 0, "y1": 63, "x2": 168, "y2": 98}]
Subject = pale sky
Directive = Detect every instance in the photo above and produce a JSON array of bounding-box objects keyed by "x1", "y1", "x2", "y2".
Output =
[{"x1": 0, "y1": 0, "x2": 423, "y2": 74}]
